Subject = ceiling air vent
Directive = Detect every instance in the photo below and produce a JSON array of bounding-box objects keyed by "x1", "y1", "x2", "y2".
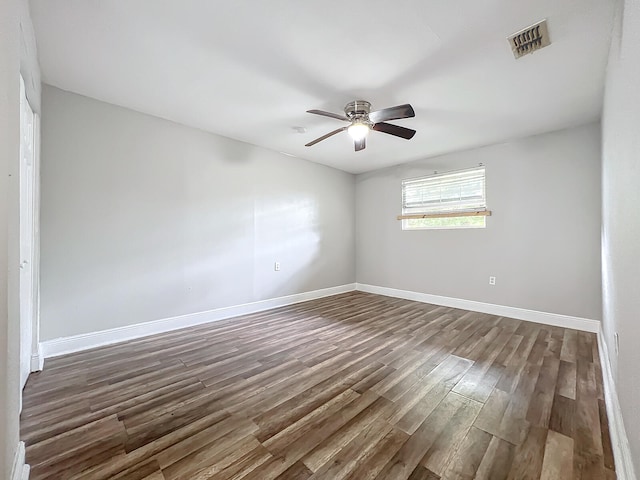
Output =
[{"x1": 508, "y1": 20, "x2": 550, "y2": 59}]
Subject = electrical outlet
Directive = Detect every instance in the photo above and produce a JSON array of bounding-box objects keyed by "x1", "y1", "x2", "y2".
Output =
[
  {"x1": 614, "y1": 332, "x2": 620, "y2": 356},
  {"x1": 274, "y1": 262, "x2": 280, "y2": 271},
  {"x1": 489, "y1": 276, "x2": 496, "y2": 285}
]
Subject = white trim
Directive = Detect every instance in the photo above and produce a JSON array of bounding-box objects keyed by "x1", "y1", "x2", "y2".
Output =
[
  {"x1": 355, "y1": 283, "x2": 600, "y2": 333},
  {"x1": 30, "y1": 342, "x2": 43, "y2": 372},
  {"x1": 597, "y1": 329, "x2": 638, "y2": 480},
  {"x1": 30, "y1": 113, "x2": 42, "y2": 372},
  {"x1": 40, "y1": 284, "x2": 356, "y2": 358},
  {"x1": 10, "y1": 442, "x2": 30, "y2": 480}
]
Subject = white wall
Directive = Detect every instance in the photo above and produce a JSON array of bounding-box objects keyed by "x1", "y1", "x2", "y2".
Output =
[
  {"x1": 0, "y1": 0, "x2": 20, "y2": 474},
  {"x1": 356, "y1": 123, "x2": 602, "y2": 320},
  {"x1": 1, "y1": 0, "x2": 40, "y2": 476},
  {"x1": 602, "y1": 0, "x2": 640, "y2": 472},
  {"x1": 40, "y1": 86, "x2": 355, "y2": 341}
]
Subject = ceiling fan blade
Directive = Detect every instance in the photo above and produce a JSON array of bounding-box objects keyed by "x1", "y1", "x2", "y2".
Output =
[
  {"x1": 368, "y1": 104, "x2": 415, "y2": 123},
  {"x1": 354, "y1": 137, "x2": 366, "y2": 152},
  {"x1": 305, "y1": 126, "x2": 348, "y2": 147},
  {"x1": 372, "y1": 122, "x2": 416, "y2": 139},
  {"x1": 306, "y1": 109, "x2": 350, "y2": 122}
]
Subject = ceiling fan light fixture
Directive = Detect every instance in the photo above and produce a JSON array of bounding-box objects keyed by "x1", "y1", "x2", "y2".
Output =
[{"x1": 348, "y1": 122, "x2": 370, "y2": 141}]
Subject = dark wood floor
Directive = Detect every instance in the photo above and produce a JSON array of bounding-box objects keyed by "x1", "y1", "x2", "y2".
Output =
[{"x1": 21, "y1": 292, "x2": 615, "y2": 479}]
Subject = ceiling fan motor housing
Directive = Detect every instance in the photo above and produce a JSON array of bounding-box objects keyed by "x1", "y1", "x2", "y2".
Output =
[{"x1": 345, "y1": 100, "x2": 371, "y2": 121}]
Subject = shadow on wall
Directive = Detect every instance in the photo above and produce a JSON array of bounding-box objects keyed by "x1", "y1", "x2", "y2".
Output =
[{"x1": 204, "y1": 133, "x2": 256, "y2": 165}]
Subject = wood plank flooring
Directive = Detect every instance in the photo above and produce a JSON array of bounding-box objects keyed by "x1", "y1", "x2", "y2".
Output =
[{"x1": 21, "y1": 292, "x2": 616, "y2": 479}]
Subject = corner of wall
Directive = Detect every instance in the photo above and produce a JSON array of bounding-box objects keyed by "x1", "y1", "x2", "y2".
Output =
[{"x1": 597, "y1": 329, "x2": 638, "y2": 480}]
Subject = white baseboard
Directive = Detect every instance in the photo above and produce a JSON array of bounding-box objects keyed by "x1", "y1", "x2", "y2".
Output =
[
  {"x1": 40, "y1": 283, "x2": 356, "y2": 358},
  {"x1": 30, "y1": 343, "x2": 43, "y2": 372},
  {"x1": 597, "y1": 330, "x2": 638, "y2": 480},
  {"x1": 11, "y1": 442, "x2": 29, "y2": 480},
  {"x1": 39, "y1": 282, "x2": 600, "y2": 360},
  {"x1": 355, "y1": 283, "x2": 600, "y2": 333}
]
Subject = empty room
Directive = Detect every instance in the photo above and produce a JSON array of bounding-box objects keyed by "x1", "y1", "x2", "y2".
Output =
[{"x1": 1, "y1": 0, "x2": 639, "y2": 479}]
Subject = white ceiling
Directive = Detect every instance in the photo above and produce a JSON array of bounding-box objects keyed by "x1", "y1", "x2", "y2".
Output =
[{"x1": 30, "y1": 0, "x2": 616, "y2": 174}]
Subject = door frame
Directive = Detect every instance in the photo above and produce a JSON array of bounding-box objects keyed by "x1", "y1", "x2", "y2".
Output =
[{"x1": 18, "y1": 74, "x2": 40, "y2": 401}]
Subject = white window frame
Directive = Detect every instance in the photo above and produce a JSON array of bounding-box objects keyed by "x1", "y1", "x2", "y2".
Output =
[{"x1": 400, "y1": 166, "x2": 489, "y2": 230}]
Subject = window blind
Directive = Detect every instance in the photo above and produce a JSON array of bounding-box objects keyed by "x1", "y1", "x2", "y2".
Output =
[{"x1": 402, "y1": 167, "x2": 486, "y2": 215}]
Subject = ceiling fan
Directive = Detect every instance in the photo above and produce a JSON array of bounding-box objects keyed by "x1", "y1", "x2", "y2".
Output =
[{"x1": 305, "y1": 100, "x2": 416, "y2": 152}]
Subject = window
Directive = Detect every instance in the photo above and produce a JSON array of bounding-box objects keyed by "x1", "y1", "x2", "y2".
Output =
[{"x1": 400, "y1": 166, "x2": 489, "y2": 230}]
